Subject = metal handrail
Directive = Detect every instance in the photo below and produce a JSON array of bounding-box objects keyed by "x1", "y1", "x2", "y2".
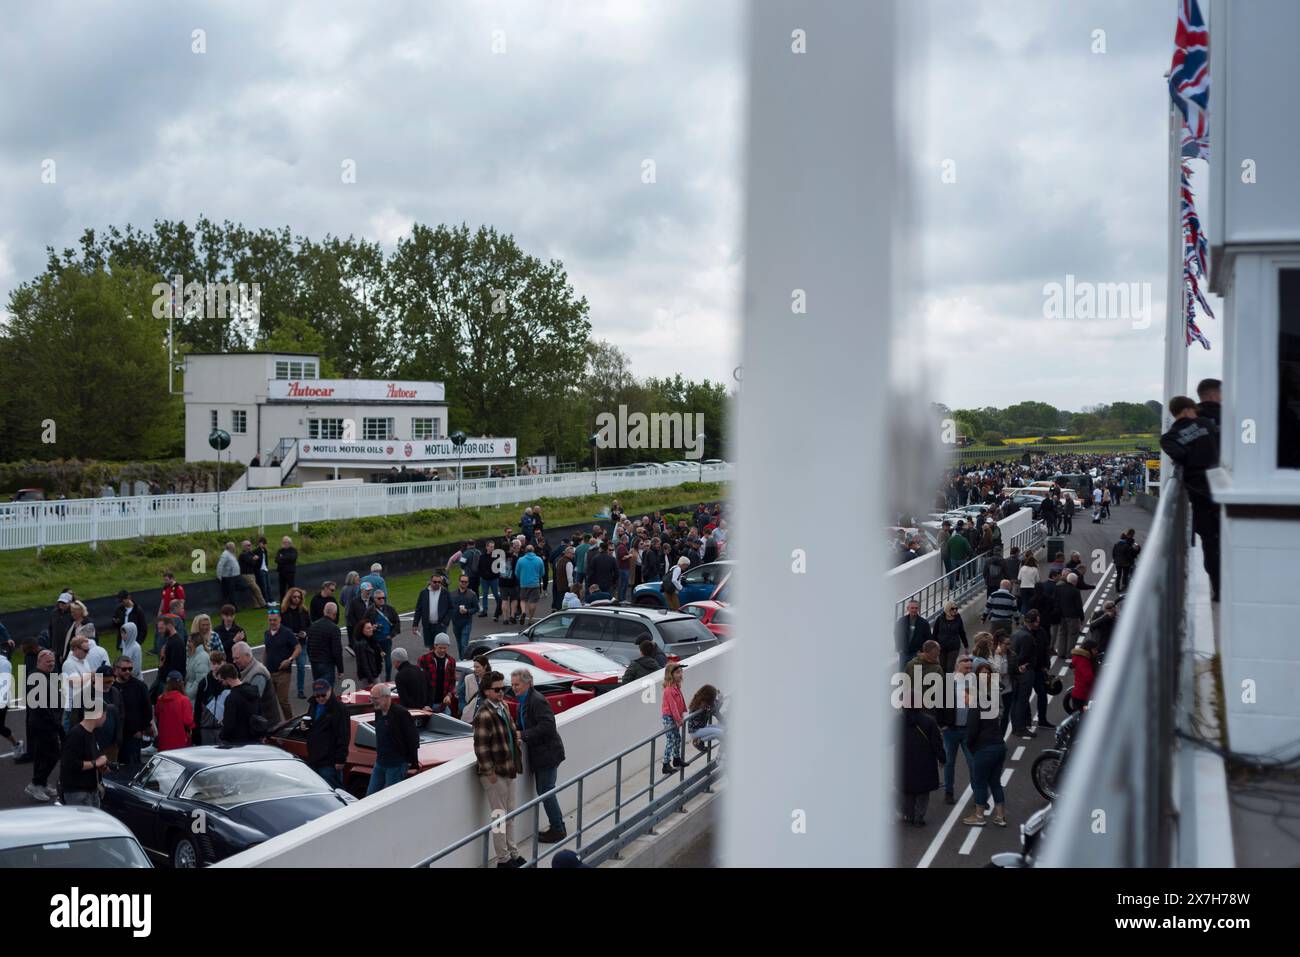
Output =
[
  {"x1": 416, "y1": 707, "x2": 718, "y2": 868},
  {"x1": 1039, "y1": 476, "x2": 1187, "y2": 867},
  {"x1": 894, "y1": 514, "x2": 1046, "y2": 621}
]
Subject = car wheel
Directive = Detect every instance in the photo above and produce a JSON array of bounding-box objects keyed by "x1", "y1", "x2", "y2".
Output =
[{"x1": 170, "y1": 834, "x2": 202, "y2": 869}]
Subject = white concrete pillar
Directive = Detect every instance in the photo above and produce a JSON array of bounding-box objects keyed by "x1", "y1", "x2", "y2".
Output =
[{"x1": 724, "y1": 0, "x2": 897, "y2": 867}]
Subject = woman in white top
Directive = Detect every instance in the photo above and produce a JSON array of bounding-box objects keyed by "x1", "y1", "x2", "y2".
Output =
[{"x1": 1016, "y1": 554, "x2": 1040, "y2": 615}]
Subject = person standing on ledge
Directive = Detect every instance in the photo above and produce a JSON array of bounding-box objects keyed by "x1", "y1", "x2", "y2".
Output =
[{"x1": 1160, "y1": 395, "x2": 1221, "y2": 600}]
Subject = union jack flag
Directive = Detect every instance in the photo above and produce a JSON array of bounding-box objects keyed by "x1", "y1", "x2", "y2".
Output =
[
  {"x1": 1186, "y1": 279, "x2": 1211, "y2": 349},
  {"x1": 1169, "y1": 0, "x2": 1210, "y2": 160}
]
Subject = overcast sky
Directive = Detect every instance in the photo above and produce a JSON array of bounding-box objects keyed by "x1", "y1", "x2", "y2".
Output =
[{"x1": 0, "y1": 0, "x2": 1219, "y2": 411}]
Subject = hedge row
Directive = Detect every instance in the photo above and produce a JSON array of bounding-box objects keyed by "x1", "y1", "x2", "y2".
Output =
[{"x1": 0, "y1": 459, "x2": 245, "y2": 498}]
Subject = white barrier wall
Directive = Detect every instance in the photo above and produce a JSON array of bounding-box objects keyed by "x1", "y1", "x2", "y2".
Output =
[
  {"x1": 885, "y1": 551, "x2": 941, "y2": 604},
  {"x1": 997, "y1": 508, "x2": 1033, "y2": 553},
  {"x1": 219, "y1": 642, "x2": 732, "y2": 868}
]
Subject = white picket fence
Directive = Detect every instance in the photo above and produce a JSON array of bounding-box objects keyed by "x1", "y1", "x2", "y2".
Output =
[{"x1": 0, "y1": 465, "x2": 733, "y2": 551}]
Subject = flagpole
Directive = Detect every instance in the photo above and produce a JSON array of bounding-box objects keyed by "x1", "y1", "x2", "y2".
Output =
[{"x1": 1161, "y1": 96, "x2": 1187, "y2": 488}]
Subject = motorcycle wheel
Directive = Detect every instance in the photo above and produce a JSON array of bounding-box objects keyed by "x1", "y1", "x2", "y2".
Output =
[{"x1": 1031, "y1": 750, "x2": 1063, "y2": 802}]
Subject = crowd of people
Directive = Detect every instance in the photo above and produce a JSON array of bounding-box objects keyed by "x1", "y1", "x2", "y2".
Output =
[
  {"x1": 893, "y1": 381, "x2": 1227, "y2": 835},
  {"x1": 3, "y1": 497, "x2": 730, "y2": 867},
  {"x1": 894, "y1": 460, "x2": 1144, "y2": 831}
]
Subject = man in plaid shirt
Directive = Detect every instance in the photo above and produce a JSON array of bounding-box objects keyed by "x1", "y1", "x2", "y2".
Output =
[{"x1": 473, "y1": 671, "x2": 525, "y2": 868}]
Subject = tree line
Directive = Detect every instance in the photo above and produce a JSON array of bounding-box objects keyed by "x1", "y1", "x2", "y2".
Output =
[
  {"x1": 0, "y1": 219, "x2": 730, "y2": 466},
  {"x1": 932, "y1": 400, "x2": 1162, "y2": 446}
]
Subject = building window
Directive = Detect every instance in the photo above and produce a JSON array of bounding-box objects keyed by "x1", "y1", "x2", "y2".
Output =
[
  {"x1": 274, "y1": 359, "x2": 319, "y2": 380},
  {"x1": 1279, "y1": 268, "x2": 1300, "y2": 469},
  {"x1": 363, "y1": 417, "x2": 395, "y2": 441},
  {"x1": 209, "y1": 409, "x2": 218, "y2": 430},
  {"x1": 411, "y1": 418, "x2": 435, "y2": 440},
  {"x1": 231, "y1": 410, "x2": 247, "y2": 434},
  {"x1": 309, "y1": 418, "x2": 344, "y2": 440}
]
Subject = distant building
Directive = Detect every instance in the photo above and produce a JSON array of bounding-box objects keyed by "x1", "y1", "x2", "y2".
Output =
[{"x1": 182, "y1": 352, "x2": 517, "y2": 486}]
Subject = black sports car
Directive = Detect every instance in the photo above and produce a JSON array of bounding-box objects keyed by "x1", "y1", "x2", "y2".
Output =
[{"x1": 101, "y1": 745, "x2": 354, "y2": 868}]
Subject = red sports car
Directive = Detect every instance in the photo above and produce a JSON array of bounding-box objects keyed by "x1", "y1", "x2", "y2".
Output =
[
  {"x1": 267, "y1": 709, "x2": 474, "y2": 797},
  {"x1": 474, "y1": 642, "x2": 625, "y2": 694},
  {"x1": 680, "y1": 601, "x2": 733, "y2": 640},
  {"x1": 454, "y1": 658, "x2": 596, "y2": 719}
]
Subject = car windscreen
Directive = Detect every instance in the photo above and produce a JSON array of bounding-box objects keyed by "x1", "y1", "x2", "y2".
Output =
[
  {"x1": 180, "y1": 760, "x2": 332, "y2": 808},
  {"x1": 0, "y1": 836, "x2": 151, "y2": 868},
  {"x1": 541, "y1": 646, "x2": 623, "y2": 673},
  {"x1": 656, "y1": 618, "x2": 716, "y2": 646}
]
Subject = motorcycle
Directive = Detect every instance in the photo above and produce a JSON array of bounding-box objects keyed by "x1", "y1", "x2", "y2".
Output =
[
  {"x1": 987, "y1": 805, "x2": 1052, "y2": 868},
  {"x1": 1030, "y1": 708, "x2": 1082, "y2": 802}
]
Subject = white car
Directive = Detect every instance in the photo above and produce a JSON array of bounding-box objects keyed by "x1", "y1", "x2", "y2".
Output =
[{"x1": 0, "y1": 806, "x2": 151, "y2": 868}]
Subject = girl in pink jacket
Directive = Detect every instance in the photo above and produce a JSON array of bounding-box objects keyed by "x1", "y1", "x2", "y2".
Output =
[{"x1": 660, "y1": 663, "x2": 687, "y2": 776}]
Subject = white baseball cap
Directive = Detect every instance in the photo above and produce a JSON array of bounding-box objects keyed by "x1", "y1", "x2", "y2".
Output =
[{"x1": 57, "y1": 592, "x2": 73, "y2": 604}]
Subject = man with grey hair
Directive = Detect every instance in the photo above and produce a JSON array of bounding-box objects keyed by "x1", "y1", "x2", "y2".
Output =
[
  {"x1": 392, "y1": 646, "x2": 427, "y2": 709},
  {"x1": 366, "y1": 683, "x2": 419, "y2": 796},
  {"x1": 511, "y1": 667, "x2": 568, "y2": 843},
  {"x1": 217, "y1": 542, "x2": 240, "y2": 607},
  {"x1": 307, "y1": 600, "x2": 343, "y2": 689},
  {"x1": 232, "y1": 640, "x2": 283, "y2": 726},
  {"x1": 1055, "y1": 573, "x2": 1084, "y2": 661}
]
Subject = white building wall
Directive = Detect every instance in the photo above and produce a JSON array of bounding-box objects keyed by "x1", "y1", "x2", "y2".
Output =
[
  {"x1": 184, "y1": 354, "x2": 276, "y2": 462},
  {"x1": 1207, "y1": 0, "x2": 1300, "y2": 754}
]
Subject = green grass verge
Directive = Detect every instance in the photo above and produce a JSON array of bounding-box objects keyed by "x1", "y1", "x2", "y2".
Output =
[{"x1": 2, "y1": 481, "x2": 727, "y2": 614}]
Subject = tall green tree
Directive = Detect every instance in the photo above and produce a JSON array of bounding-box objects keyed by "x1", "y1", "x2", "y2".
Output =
[
  {"x1": 1, "y1": 262, "x2": 181, "y2": 460},
  {"x1": 384, "y1": 224, "x2": 592, "y2": 455}
]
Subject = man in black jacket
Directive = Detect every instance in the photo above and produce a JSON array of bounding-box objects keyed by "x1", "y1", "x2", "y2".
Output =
[
  {"x1": 1112, "y1": 530, "x2": 1138, "y2": 593},
  {"x1": 1010, "y1": 610, "x2": 1052, "y2": 738},
  {"x1": 392, "y1": 647, "x2": 428, "y2": 709},
  {"x1": 346, "y1": 583, "x2": 373, "y2": 651},
  {"x1": 306, "y1": 602, "x2": 344, "y2": 689},
  {"x1": 111, "y1": 590, "x2": 148, "y2": 646},
  {"x1": 155, "y1": 614, "x2": 187, "y2": 703},
  {"x1": 305, "y1": 679, "x2": 350, "y2": 789},
  {"x1": 275, "y1": 536, "x2": 299, "y2": 598},
  {"x1": 895, "y1": 601, "x2": 932, "y2": 673},
  {"x1": 47, "y1": 593, "x2": 74, "y2": 666},
  {"x1": 512, "y1": 668, "x2": 567, "y2": 843},
  {"x1": 1161, "y1": 395, "x2": 1221, "y2": 600},
  {"x1": 367, "y1": 684, "x2": 419, "y2": 795},
  {"x1": 24, "y1": 651, "x2": 62, "y2": 802},
  {"x1": 218, "y1": 664, "x2": 262, "y2": 745},
  {"x1": 1055, "y1": 574, "x2": 1085, "y2": 660},
  {"x1": 412, "y1": 575, "x2": 451, "y2": 650},
  {"x1": 114, "y1": 657, "x2": 153, "y2": 766},
  {"x1": 586, "y1": 541, "x2": 619, "y2": 596}
]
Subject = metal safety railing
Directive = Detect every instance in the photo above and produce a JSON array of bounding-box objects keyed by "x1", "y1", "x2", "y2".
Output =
[
  {"x1": 1039, "y1": 476, "x2": 1188, "y2": 867},
  {"x1": 416, "y1": 708, "x2": 720, "y2": 869},
  {"x1": 0, "y1": 465, "x2": 735, "y2": 552},
  {"x1": 894, "y1": 515, "x2": 1046, "y2": 621}
]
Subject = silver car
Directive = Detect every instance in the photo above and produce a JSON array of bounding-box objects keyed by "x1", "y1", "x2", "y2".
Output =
[{"x1": 0, "y1": 806, "x2": 152, "y2": 868}]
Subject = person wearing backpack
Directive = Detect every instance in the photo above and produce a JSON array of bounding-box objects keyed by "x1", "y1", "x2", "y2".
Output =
[
  {"x1": 218, "y1": 664, "x2": 264, "y2": 745},
  {"x1": 663, "y1": 556, "x2": 689, "y2": 610}
]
